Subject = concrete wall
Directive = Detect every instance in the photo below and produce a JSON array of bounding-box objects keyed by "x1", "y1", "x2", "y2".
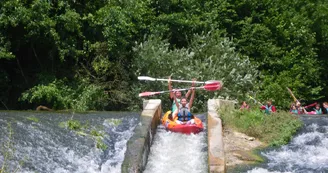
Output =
[
  {"x1": 207, "y1": 99, "x2": 236, "y2": 173},
  {"x1": 121, "y1": 99, "x2": 162, "y2": 173},
  {"x1": 121, "y1": 98, "x2": 234, "y2": 173}
]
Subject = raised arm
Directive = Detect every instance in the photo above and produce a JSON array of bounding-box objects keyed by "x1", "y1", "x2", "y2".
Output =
[
  {"x1": 188, "y1": 88, "x2": 195, "y2": 110},
  {"x1": 173, "y1": 90, "x2": 180, "y2": 109},
  {"x1": 303, "y1": 107, "x2": 308, "y2": 114},
  {"x1": 185, "y1": 79, "x2": 196, "y2": 99},
  {"x1": 168, "y1": 76, "x2": 174, "y2": 99},
  {"x1": 260, "y1": 105, "x2": 266, "y2": 110}
]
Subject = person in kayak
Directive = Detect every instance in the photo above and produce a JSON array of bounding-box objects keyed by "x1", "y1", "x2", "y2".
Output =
[
  {"x1": 168, "y1": 76, "x2": 195, "y2": 112},
  {"x1": 172, "y1": 87, "x2": 196, "y2": 124},
  {"x1": 260, "y1": 100, "x2": 276, "y2": 115},
  {"x1": 295, "y1": 101, "x2": 305, "y2": 114},
  {"x1": 304, "y1": 103, "x2": 322, "y2": 115},
  {"x1": 314, "y1": 103, "x2": 323, "y2": 114},
  {"x1": 240, "y1": 101, "x2": 250, "y2": 110},
  {"x1": 323, "y1": 102, "x2": 328, "y2": 114},
  {"x1": 289, "y1": 103, "x2": 298, "y2": 114}
]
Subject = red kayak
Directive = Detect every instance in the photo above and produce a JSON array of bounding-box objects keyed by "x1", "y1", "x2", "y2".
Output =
[{"x1": 161, "y1": 111, "x2": 204, "y2": 134}]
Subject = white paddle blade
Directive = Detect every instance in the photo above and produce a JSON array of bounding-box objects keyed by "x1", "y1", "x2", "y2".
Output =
[
  {"x1": 138, "y1": 76, "x2": 156, "y2": 81},
  {"x1": 139, "y1": 92, "x2": 155, "y2": 97},
  {"x1": 139, "y1": 91, "x2": 162, "y2": 97}
]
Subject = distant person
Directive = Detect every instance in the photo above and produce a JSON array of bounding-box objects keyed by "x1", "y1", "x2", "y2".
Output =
[
  {"x1": 304, "y1": 103, "x2": 322, "y2": 115},
  {"x1": 314, "y1": 103, "x2": 323, "y2": 115},
  {"x1": 295, "y1": 101, "x2": 304, "y2": 114},
  {"x1": 323, "y1": 102, "x2": 328, "y2": 114},
  {"x1": 260, "y1": 100, "x2": 276, "y2": 115},
  {"x1": 289, "y1": 103, "x2": 298, "y2": 114},
  {"x1": 240, "y1": 101, "x2": 250, "y2": 110}
]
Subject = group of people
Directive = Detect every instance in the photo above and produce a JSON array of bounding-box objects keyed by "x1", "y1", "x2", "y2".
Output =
[
  {"x1": 240, "y1": 99, "x2": 328, "y2": 115},
  {"x1": 168, "y1": 77, "x2": 196, "y2": 124},
  {"x1": 168, "y1": 76, "x2": 328, "y2": 118},
  {"x1": 240, "y1": 100, "x2": 277, "y2": 115},
  {"x1": 289, "y1": 101, "x2": 328, "y2": 115}
]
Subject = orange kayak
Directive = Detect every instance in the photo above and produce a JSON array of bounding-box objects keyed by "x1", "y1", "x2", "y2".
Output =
[{"x1": 161, "y1": 111, "x2": 204, "y2": 134}]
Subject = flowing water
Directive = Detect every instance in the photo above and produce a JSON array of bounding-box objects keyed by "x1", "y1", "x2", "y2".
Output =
[
  {"x1": 231, "y1": 115, "x2": 328, "y2": 173},
  {"x1": 143, "y1": 114, "x2": 208, "y2": 173},
  {"x1": 0, "y1": 111, "x2": 139, "y2": 173}
]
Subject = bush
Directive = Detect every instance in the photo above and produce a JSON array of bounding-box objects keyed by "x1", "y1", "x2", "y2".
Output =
[
  {"x1": 20, "y1": 78, "x2": 108, "y2": 111},
  {"x1": 220, "y1": 108, "x2": 303, "y2": 146},
  {"x1": 132, "y1": 31, "x2": 259, "y2": 112}
]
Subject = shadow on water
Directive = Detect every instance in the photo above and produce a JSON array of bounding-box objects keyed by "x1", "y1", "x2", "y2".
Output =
[
  {"x1": 228, "y1": 115, "x2": 328, "y2": 173},
  {"x1": 0, "y1": 111, "x2": 140, "y2": 173}
]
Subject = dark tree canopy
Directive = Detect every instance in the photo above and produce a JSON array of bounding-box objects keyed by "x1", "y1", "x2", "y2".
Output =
[{"x1": 0, "y1": 0, "x2": 327, "y2": 111}]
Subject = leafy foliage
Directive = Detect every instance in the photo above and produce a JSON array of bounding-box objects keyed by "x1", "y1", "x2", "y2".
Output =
[
  {"x1": 229, "y1": 0, "x2": 325, "y2": 108},
  {"x1": 20, "y1": 79, "x2": 107, "y2": 111},
  {"x1": 132, "y1": 31, "x2": 259, "y2": 111},
  {"x1": 0, "y1": 0, "x2": 328, "y2": 110},
  {"x1": 220, "y1": 108, "x2": 303, "y2": 146}
]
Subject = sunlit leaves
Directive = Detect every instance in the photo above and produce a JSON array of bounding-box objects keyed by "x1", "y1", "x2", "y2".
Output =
[
  {"x1": 20, "y1": 79, "x2": 108, "y2": 111},
  {"x1": 133, "y1": 31, "x2": 259, "y2": 111}
]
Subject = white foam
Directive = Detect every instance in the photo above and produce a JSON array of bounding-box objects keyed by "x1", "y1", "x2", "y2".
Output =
[
  {"x1": 144, "y1": 125, "x2": 208, "y2": 173},
  {"x1": 0, "y1": 116, "x2": 138, "y2": 173},
  {"x1": 248, "y1": 122, "x2": 328, "y2": 172},
  {"x1": 247, "y1": 168, "x2": 292, "y2": 173}
]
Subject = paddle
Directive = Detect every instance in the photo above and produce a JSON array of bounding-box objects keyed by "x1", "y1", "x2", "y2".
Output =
[
  {"x1": 286, "y1": 87, "x2": 318, "y2": 110},
  {"x1": 247, "y1": 95, "x2": 264, "y2": 106},
  {"x1": 139, "y1": 83, "x2": 222, "y2": 97},
  {"x1": 138, "y1": 76, "x2": 220, "y2": 85},
  {"x1": 286, "y1": 87, "x2": 299, "y2": 103},
  {"x1": 304, "y1": 102, "x2": 317, "y2": 108}
]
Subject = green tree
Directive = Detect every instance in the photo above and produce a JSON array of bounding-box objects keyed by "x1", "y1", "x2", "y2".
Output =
[{"x1": 132, "y1": 31, "x2": 259, "y2": 111}]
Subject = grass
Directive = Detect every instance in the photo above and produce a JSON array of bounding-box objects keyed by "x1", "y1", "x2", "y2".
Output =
[
  {"x1": 1, "y1": 123, "x2": 24, "y2": 173},
  {"x1": 58, "y1": 119, "x2": 107, "y2": 150},
  {"x1": 104, "y1": 119, "x2": 122, "y2": 126},
  {"x1": 219, "y1": 108, "x2": 303, "y2": 146},
  {"x1": 26, "y1": 116, "x2": 39, "y2": 123}
]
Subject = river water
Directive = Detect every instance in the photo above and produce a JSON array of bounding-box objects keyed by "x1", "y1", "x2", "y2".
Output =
[
  {"x1": 232, "y1": 115, "x2": 328, "y2": 173},
  {"x1": 143, "y1": 114, "x2": 208, "y2": 173},
  {"x1": 0, "y1": 111, "x2": 139, "y2": 173}
]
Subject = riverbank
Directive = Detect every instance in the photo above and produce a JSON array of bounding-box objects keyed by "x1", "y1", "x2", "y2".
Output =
[
  {"x1": 223, "y1": 126, "x2": 266, "y2": 168},
  {"x1": 219, "y1": 109, "x2": 303, "y2": 173},
  {"x1": 220, "y1": 109, "x2": 303, "y2": 147}
]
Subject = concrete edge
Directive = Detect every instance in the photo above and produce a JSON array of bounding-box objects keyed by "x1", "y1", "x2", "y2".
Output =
[
  {"x1": 121, "y1": 99, "x2": 162, "y2": 173},
  {"x1": 208, "y1": 99, "x2": 226, "y2": 173},
  {"x1": 207, "y1": 99, "x2": 236, "y2": 173}
]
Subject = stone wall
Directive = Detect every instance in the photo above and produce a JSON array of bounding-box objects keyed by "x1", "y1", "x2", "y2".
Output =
[
  {"x1": 121, "y1": 99, "x2": 162, "y2": 173},
  {"x1": 121, "y1": 98, "x2": 235, "y2": 173},
  {"x1": 207, "y1": 99, "x2": 236, "y2": 173}
]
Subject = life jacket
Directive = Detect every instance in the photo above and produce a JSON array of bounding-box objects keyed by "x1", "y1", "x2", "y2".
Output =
[
  {"x1": 265, "y1": 105, "x2": 272, "y2": 115},
  {"x1": 314, "y1": 108, "x2": 322, "y2": 114},
  {"x1": 178, "y1": 107, "x2": 193, "y2": 121},
  {"x1": 172, "y1": 98, "x2": 181, "y2": 112},
  {"x1": 290, "y1": 109, "x2": 298, "y2": 114}
]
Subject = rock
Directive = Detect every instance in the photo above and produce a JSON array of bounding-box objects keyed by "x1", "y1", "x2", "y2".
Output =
[
  {"x1": 232, "y1": 150, "x2": 262, "y2": 162},
  {"x1": 246, "y1": 137, "x2": 255, "y2": 141},
  {"x1": 223, "y1": 126, "x2": 266, "y2": 168},
  {"x1": 36, "y1": 105, "x2": 52, "y2": 111}
]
